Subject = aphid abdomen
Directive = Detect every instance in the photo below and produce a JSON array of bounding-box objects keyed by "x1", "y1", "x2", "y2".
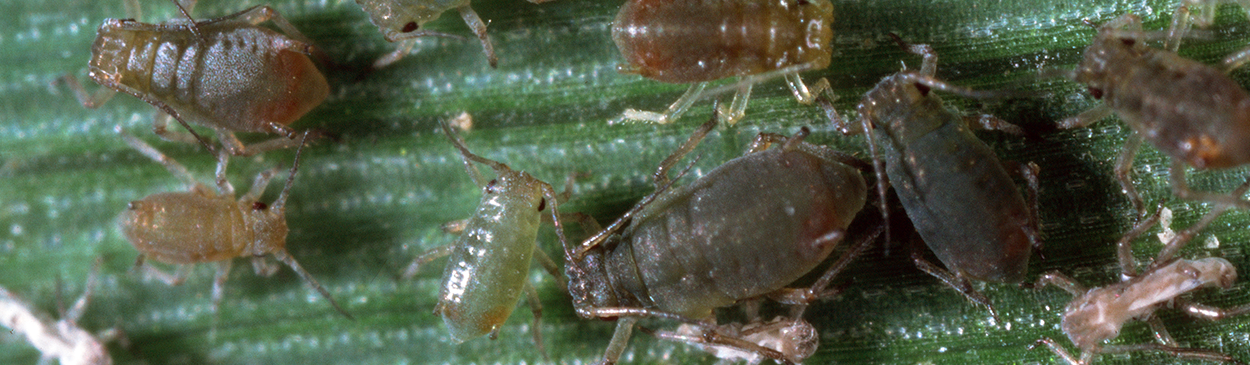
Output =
[
  {"x1": 612, "y1": 0, "x2": 832, "y2": 83},
  {"x1": 89, "y1": 21, "x2": 328, "y2": 134},
  {"x1": 883, "y1": 120, "x2": 1032, "y2": 283},
  {"x1": 1097, "y1": 50, "x2": 1250, "y2": 169},
  {"x1": 119, "y1": 192, "x2": 249, "y2": 264},
  {"x1": 617, "y1": 148, "x2": 865, "y2": 318},
  {"x1": 435, "y1": 183, "x2": 543, "y2": 342}
]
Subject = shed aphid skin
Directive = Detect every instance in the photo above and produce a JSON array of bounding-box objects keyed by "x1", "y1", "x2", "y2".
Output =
[
  {"x1": 398, "y1": 113, "x2": 570, "y2": 359},
  {"x1": 644, "y1": 317, "x2": 819, "y2": 365},
  {"x1": 1054, "y1": 12, "x2": 1250, "y2": 214},
  {"x1": 607, "y1": 0, "x2": 834, "y2": 126},
  {"x1": 820, "y1": 35, "x2": 1040, "y2": 318},
  {"x1": 61, "y1": 0, "x2": 329, "y2": 157},
  {"x1": 0, "y1": 260, "x2": 115, "y2": 365},
  {"x1": 1030, "y1": 183, "x2": 1250, "y2": 365},
  {"x1": 565, "y1": 108, "x2": 882, "y2": 364},
  {"x1": 355, "y1": 0, "x2": 555, "y2": 68},
  {"x1": 116, "y1": 130, "x2": 353, "y2": 320}
]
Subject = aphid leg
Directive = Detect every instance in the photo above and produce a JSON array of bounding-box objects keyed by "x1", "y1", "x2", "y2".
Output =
[
  {"x1": 717, "y1": 83, "x2": 753, "y2": 125},
  {"x1": 1029, "y1": 271, "x2": 1087, "y2": 296},
  {"x1": 64, "y1": 258, "x2": 103, "y2": 323},
  {"x1": 609, "y1": 82, "x2": 708, "y2": 125},
  {"x1": 57, "y1": 74, "x2": 118, "y2": 109},
  {"x1": 1167, "y1": 4, "x2": 1194, "y2": 52},
  {"x1": 1113, "y1": 132, "x2": 1147, "y2": 217},
  {"x1": 374, "y1": 40, "x2": 419, "y2": 69},
  {"x1": 1154, "y1": 177, "x2": 1250, "y2": 266},
  {"x1": 270, "y1": 131, "x2": 311, "y2": 212},
  {"x1": 251, "y1": 256, "x2": 280, "y2": 277},
  {"x1": 212, "y1": 145, "x2": 235, "y2": 196},
  {"x1": 574, "y1": 154, "x2": 699, "y2": 259},
  {"x1": 210, "y1": 260, "x2": 233, "y2": 317},
  {"x1": 241, "y1": 167, "x2": 282, "y2": 202},
  {"x1": 1178, "y1": 299, "x2": 1250, "y2": 320},
  {"x1": 1169, "y1": 160, "x2": 1250, "y2": 215},
  {"x1": 401, "y1": 244, "x2": 454, "y2": 279},
  {"x1": 229, "y1": 5, "x2": 312, "y2": 46},
  {"x1": 132, "y1": 255, "x2": 191, "y2": 286},
  {"x1": 910, "y1": 238, "x2": 1001, "y2": 321},
  {"x1": 638, "y1": 324, "x2": 794, "y2": 365},
  {"x1": 118, "y1": 129, "x2": 198, "y2": 188},
  {"x1": 1144, "y1": 315, "x2": 1178, "y2": 346},
  {"x1": 600, "y1": 317, "x2": 638, "y2": 365},
  {"x1": 652, "y1": 112, "x2": 717, "y2": 188},
  {"x1": 1098, "y1": 343, "x2": 1243, "y2": 364},
  {"x1": 785, "y1": 74, "x2": 830, "y2": 105},
  {"x1": 271, "y1": 249, "x2": 355, "y2": 320},
  {"x1": 1115, "y1": 207, "x2": 1164, "y2": 277},
  {"x1": 456, "y1": 6, "x2": 499, "y2": 68},
  {"x1": 532, "y1": 249, "x2": 568, "y2": 294},
  {"x1": 538, "y1": 182, "x2": 572, "y2": 279},
  {"x1": 521, "y1": 283, "x2": 551, "y2": 362},
  {"x1": 770, "y1": 224, "x2": 883, "y2": 317},
  {"x1": 1019, "y1": 161, "x2": 1044, "y2": 252},
  {"x1": 887, "y1": 34, "x2": 938, "y2": 76},
  {"x1": 819, "y1": 95, "x2": 893, "y2": 254},
  {"x1": 149, "y1": 112, "x2": 206, "y2": 146},
  {"x1": 1028, "y1": 338, "x2": 1084, "y2": 365},
  {"x1": 1220, "y1": 44, "x2": 1250, "y2": 72}
]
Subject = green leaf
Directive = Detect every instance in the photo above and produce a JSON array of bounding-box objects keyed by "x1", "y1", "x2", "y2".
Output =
[{"x1": 4, "y1": 0, "x2": 1250, "y2": 364}]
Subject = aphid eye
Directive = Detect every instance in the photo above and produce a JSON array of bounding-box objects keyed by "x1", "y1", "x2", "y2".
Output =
[
  {"x1": 127, "y1": 201, "x2": 141, "y2": 210},
  {"x1": 797, "y1": 0, "x2": 811, "y2": 5},
  {"x1": 485, "y1": 179, "x2": 499, "y2": 194},
  {"x1": 401, "y1": 22, "x2": 419, "y2": 33},
  {"x1": 913, "y1": 82, "x2": 931, "y2": 96},
  {"x1": 252, "y1": 202, "x2": 268, "y2": 210},
  {"x1": 1119, "y1": 38, "x2": 1136, "y2": 46},
  {"x1": 537, "y1": 198, "x2": 547, "y2": 212},
  {"x1": 1088, "y1": 87, "x2": 1104, "y2": 100}
]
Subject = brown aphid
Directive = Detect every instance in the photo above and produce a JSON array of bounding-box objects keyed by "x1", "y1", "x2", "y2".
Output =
[
  {"x1": 1056, "y1": 12, "x2": 1250, "y2": 213},
  {"x1": 609, "y1": 0, "x2": 834, "y2": 125},
  {"x1": 116, "y1": 129, "x2": 352, "y2": 320},
  {"x1": 62, "y1": 0, "x2": 329, "y2": 157}
]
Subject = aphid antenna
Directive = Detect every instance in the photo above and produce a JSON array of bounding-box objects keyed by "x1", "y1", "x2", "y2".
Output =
[
  {"x1": 168, "y1": 0, "x2": 203, "y2": 39},
  {"x1": 271, "y1": 131, "x2": 311, "y2": 212},
  {"x1": 271, "y1": 249, "x2": 355, "y2": 320},
  {"x1": 573, "y1": 152, "x2": 700, "y2": 260},
  {"x1": 440, "y1": 117, "x2": 509, "y2": 177}
]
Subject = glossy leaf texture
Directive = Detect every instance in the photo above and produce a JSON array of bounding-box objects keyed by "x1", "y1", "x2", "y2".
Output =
[{"x1": 5, "y1": 0, "x2": 1250, "y2": 364}]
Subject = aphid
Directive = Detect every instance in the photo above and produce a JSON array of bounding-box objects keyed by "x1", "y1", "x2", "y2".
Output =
[
  {"x1": 1055, "y1": 13, "x2": 1250, "y2": 213},
  {"x1": 565, "y1": 110, "x2": 880, "y2": 364},
  {"x1": 608, "y1": 0, "x2": 834, "y2": 125},
  {"x1": 1031, "y1": 185, "x2": 1250, "y2": 364},
  {"x1": 646, "y1": 317, "x2": 819, "y2": 365},
  {"x1": 115, "y1": 129, "x2": 352, "y2": 320},
  {"x1": 62, "y1": 0, "x2": 329, "y2": 157},
  {"x1": 0, "y1": 260, "x2": 114, "y2": 365},
  {"x1": 355, "y1": 0, "x2": 554, "y2": 68},
  {"x1": 820, "y1": 35, "x2": 1040, "y2": 317},
  {"x1": 399, "y1": 113, "x2": 569, "y2": 356}
]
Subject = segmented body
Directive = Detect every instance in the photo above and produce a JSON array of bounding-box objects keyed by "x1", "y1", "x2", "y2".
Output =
[
  {"x1": 89, "y1": 8, "x2": 328, "y2": 134},
  {"x1": 612, "y1": 0, "x2": 833, "y2": 83},
  {"x1": 1075, "y1": 16, "x2": 1250, "y2": 169},
  {"x1": 862, "y1": 73, "x2": 1033, "y2": 282},
  {"x1": 120, "y1": 189, "x2": 284, "y2": 263},
  {"x1": 435, "y1": 173, "x2": 548, "y2": 341}
]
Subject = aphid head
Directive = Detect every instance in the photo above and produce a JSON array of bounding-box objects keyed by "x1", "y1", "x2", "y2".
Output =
[
  {"x1": 243, "y1": 198, "x2": 290, "y2": 256},
  {"x1": 564, "y1": 242, "x2": 622, "y2": 315},
  {"x1": 358, "y1": 0, "x2": 449, "y2": 42}
]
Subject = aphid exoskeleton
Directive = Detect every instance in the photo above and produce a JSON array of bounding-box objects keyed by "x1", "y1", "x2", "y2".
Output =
[
  {"x1": 647, "y1": 317, "x2": 819, "y2": 365},
  {"x1": 355, "y1": 0, "x2": 554, "y2": 68},
  {"x1": 1031, "y1": 185, "x2": 1250, "y2": 364},
  {"x1": 400, "y1": 113, "x2": 570, "y2": 358},
  {"x1": 61, "y1": 0, "x2": 329, "y2": 157},
  {"x1": 820, "y1": 35, "x2": 1040, "y2": 318},
  {"x1": 115, "y1": 129, "x2": 353, "y2": 321},
  {"x1": 1, "y1": 260, "x2": 114, "y2": 365},
  {"x1": 1054, "y1": 12, "x2": 1250, "y2": 214},
  {"x1": 608, "y1": 0, "x2": 834, "y2": 125},
  {"x1": 565, "y1": 108, "x2": 882, "y2": 364}
]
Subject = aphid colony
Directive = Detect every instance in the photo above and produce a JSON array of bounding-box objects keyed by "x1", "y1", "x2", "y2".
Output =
[{"x1": 18, "y1": 0, "x2": 1250, "y2": 363}]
